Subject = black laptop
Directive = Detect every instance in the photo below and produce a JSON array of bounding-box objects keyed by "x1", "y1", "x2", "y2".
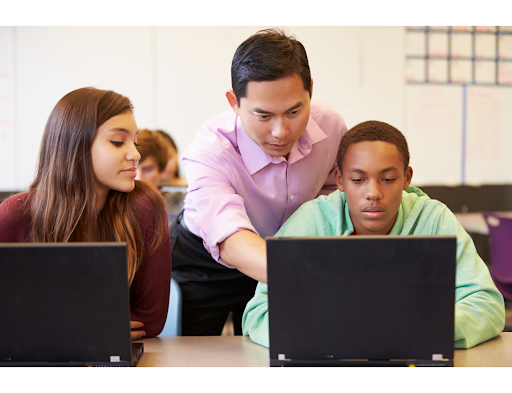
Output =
[
  {"x1": 0, "y1": 243, "x2": 143, "y2": 367},
  {"x1": 267, "y1": 236, "x2": 457, "y2": 367}
]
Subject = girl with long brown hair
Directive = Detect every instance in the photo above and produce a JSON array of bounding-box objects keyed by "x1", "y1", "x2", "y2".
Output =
[{"x1": 0, "y1": 87, "x2": 171, "y2": 339}]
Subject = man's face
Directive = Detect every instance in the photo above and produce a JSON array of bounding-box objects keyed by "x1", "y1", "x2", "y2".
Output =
[
  {"x1": 227, "y1": 73, "x2": 312, "y2": 159},
  {"x1": 335, "y1": 141, "x2": 413, "y2": 236}
]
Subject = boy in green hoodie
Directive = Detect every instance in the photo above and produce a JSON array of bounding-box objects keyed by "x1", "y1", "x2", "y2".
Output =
[{"x1": 242, "y1": 120, "x2": 505, "y2": 349}]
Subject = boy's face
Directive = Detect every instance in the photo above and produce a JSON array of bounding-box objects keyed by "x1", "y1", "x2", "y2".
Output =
[
  {"x1": 226, "y1": 73, "x2": 312, "y2": 159},
  {"x1": 135, "y1": 155, "x2": 163, "y2": 188},
  {"x1": 335, "y1": 141, "x2": 413, "y2": 236}
]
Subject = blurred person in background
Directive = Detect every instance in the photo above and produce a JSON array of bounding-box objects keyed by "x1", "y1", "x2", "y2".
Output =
[
  {"x1": 136, "y1": 129, "x2": 186, "y2": 224},
  {"x1": 157, "y1": 130, "x2": 188, "y2": 188}
]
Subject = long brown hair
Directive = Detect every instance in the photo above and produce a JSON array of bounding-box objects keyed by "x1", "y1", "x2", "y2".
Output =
[{"x1": 29, "y1": 87, "x2": 167, "y2": 285}]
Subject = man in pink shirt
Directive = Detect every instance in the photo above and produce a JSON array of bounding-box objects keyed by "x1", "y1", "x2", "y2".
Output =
[{"x1": 172, "y1": 28, "x2": 347, "y2": 335}]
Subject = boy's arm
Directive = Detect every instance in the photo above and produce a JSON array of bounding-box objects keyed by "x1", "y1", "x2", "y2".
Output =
[
  {"x1": 437, "y1": 208, "x2": 505, "y2": 348},
  {"x1": 242, "y1": 282, "x2": 270, "y2": 347}
]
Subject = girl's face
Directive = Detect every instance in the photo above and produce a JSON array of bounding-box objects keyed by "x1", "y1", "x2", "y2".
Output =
[{"x1": 90, "y1": 111, "x2": 141, "y2": 206}]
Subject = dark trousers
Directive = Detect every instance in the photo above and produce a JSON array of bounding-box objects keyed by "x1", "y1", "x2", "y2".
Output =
[{"x1": 171, "y1": 212, "x2": 258, "y2": 336}]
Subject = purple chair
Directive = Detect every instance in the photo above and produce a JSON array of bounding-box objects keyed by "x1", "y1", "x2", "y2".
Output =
[{"x1": 482, "y1": 212, "x2": 512, "y2": 301}]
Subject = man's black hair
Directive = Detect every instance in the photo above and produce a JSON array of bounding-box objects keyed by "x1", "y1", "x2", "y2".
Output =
[{"x1": 231, "y1": 28, "x2": 312, "y2": 103}]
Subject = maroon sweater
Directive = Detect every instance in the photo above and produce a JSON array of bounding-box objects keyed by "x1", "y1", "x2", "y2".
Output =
[{"x1": 0, "y1": 191, "x2": 172, "y2": 338}]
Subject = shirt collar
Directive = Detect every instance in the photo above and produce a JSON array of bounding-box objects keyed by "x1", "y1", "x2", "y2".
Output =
[
  {"x1": 288, "y1": 114, "x2": 327, "y2": 164},
  {"x1": 236, "y1": 114, "x2": 328, "y2": 175},
  {"x1": 236, "y1": 116, "x2": 276, "y2": 175}
]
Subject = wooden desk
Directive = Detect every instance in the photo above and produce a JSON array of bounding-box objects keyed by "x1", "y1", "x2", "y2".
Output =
[
  {"x1": 137, "y1": 333, "x2": 512, "y2": 367},
  {"x1": 455, "y1": 212, "x2": 512, "y2": 235}
]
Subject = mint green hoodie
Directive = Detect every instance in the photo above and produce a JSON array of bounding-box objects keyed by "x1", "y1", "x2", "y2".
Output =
[{"x1": 242, "y1": 186, "x2": 505, "y2": 349}]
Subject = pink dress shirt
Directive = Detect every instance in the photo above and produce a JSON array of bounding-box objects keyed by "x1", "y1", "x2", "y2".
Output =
[{"x1": 182, "y1": 98, "x2": 347, "y2": 267}]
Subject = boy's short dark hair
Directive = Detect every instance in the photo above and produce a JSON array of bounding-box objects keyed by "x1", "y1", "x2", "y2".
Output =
[
  {"x1": 231, "y1": 28, "x2": 312, "y2": 103},
  {"x1": 136, "y1": 129, "x2": 169, "y2": 172},
  {"x1": 337, "y1": 121, "x2": 410, "y2": 172}
]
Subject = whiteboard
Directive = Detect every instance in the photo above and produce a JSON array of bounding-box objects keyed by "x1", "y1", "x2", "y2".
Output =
[
  {"x1": 465, "y1": 86, "x2": 512, "y2": 184},
  {"x1": 1, "y1": 26, "x2": 511, "y2": 191},
  {"x1": 405, "y1": 84, "x2": 512, "y2": 185},
  {"x1": 405, "y1": 84, "x2": 463, "y2": 185}
]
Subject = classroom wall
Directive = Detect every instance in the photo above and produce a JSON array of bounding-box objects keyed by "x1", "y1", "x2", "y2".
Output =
[{"x1": 0, "y1": 26, "x2": 510, "y2": 191}]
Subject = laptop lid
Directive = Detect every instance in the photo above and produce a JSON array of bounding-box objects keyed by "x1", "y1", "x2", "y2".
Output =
[
  {"x1": 0, "y1": 242, "x2": 141, "y2": 367},
  {"x1": 267, "y1": 236, "x2": 456, "y2": 366}
]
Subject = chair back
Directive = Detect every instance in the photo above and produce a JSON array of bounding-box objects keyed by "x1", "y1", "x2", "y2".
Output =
[
  {"x1": 482, "y1": 212, "x2": 512, "y2": 300},
  {"x1": 158, "y1": 277, "x2": 182, "y2": 336}
]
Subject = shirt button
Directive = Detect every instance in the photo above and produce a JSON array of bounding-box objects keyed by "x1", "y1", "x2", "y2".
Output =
[{"x1": 290, "y1": 195, "x2": 295, "y2": 200}]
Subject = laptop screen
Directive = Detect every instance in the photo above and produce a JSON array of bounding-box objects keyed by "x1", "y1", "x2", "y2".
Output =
[
  {"x1": 0, "y1": 243, "x2": 133, "y2": 365},
  {"x1": 267, "y1": 236, "x2": 456, "y2": 364}
]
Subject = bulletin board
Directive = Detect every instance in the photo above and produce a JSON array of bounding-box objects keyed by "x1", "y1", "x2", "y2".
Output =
[
  {"x1": 405, "y1": 26, "x2": 512, "y2": 85},
  {"x1": 404, "y1": 26, "x2": 512, "y2": 186}
]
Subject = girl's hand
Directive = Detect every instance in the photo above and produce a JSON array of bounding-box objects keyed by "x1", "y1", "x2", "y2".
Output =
[{"x1": 130, "y1": 320, "x2": 146, "y2": 340}]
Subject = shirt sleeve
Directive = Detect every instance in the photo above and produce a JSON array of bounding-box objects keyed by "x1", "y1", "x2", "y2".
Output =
[
  {"x1": 435, "y1": 207, "x2": 505, "y2": 348},
  {"x1": 183, "y1": 149, "x2": 258, "y2": 267},
  {"x1": 242, "y1": 281, "x2": 270, "y2": 347},
  {"x1": 0, "y1": 192, "x2": 31, "y2": 242},
  {"x1": 130, "y1": 194, "x2": 172, "y2": 338}
]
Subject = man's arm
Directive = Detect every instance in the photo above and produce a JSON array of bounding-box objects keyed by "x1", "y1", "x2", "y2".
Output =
[
  {"x1": 183, "y1": 147, "x2": 263, "y2": 271},
  {"x1": 220, "y1": 191, "x2": 344, "y2": 283},
  {"x1": 219, "y1": 229, "x2": 267, "y2": 283}
]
